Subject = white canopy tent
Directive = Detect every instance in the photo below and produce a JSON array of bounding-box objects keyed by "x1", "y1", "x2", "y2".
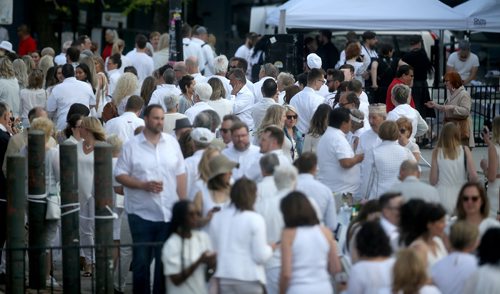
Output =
[
  {"x1": 266, "y1": 0, "x2": 466, "y2": 30},
  {"x1": 454, "y1": 0, "x2": 500, "y2": 32}
]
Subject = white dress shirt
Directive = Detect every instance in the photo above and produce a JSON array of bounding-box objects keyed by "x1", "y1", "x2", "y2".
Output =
[
  {"x1": 114, "y1": 132, "x2": 186, "y2": 222},
  {"x1": 149, "y1": 84, "x2": 182, "y2": 112},
  {"x1": 233, "y1": 85, "x2": 256, "y2": 130},
  {"x1": 222, "y1": 144, "x2": 260, "y2": 180},
  {"x1": 191, "y1": 37, "x2": 214, "y2": 75},
  {"x1": 387, "y1": 104, "x2": 429, "y2": 139},
  {"x1": 185, "y1": 102, "x2": 214, "y2": 123},
  {"x1": 388, "y1": 176, "x2": 440, "y2": 203},
  {"x1": 256, "y1": 176, "x2": 278, "y2": 208},
  {"x1": 125, "y1": 50, "x2": 154, "y2": 82},
  {"x1": 104, "y1": 112, "x2": 145, "y2": 143},
  {"x1": 183, "y1": 38, "x2": 204, "y2": 72},
  {"x1": 252, "y1": 77, "x2": 274, "y2": 103},
  {"x1": 431, "y1": 252, "x2": 478, "y2": 294},
  {"x1": 184, "y1": 149, "x2": 204, "y2": 201},
  {"x1": 47, "y1": 77, "x2": 96, "y2": 130},
  {"x1": 296, "y1": 173, "x2": 337, "y2": 232},
  {"x1": 207, "y1": 99, "x2": 233, "y2": 122},
  {"x1": 251, "y1": 98, "x2": 277, "y2": 130},
  {"x1": 317, "y1": 127, "x2": 360, "y2": 194},
  {"x1": 290, "y1": 87, "x2": 324, "y2": 134},
  {"x1": 191, "y1": 72, "x2": 207, "y2": 84}
]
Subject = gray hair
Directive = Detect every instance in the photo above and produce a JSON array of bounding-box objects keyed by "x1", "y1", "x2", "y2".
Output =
[
  {"x1": 273, "y1": 165, "x2": 298, "y2": 191},
  {"x1": 106, "y1": 134, "x2": 123, "y2": 155},
  {"x1": 164, "y1": 93, "x2": 180, "y2": 112},
  {"x1": 158, "y1": 33, "x2": 170, "y2": 51},
  {"x1": 163, "y1": 68, "x2": 176, "y2": 84},
  {"x1": 194, "y1": 83, "x2": 213, "y2": 102},
  {"x1": 277, "y1": 72, "x2": 295, "y2": 88},
  {"x1": 193, "y1": 110, "x2": 220, "y2": 132},
  {"x1": 391, "y1": 84, "x2": 411, "y2": 105},
  {"x1": 213, "y1": 55, "x2": 229, "y2": 74},
  {"x1": 259, "y1": 153, "x2": 280, "y2": 176},
  {"x1": 261, "y1": 63, "x2": 279, "y2": 79}
]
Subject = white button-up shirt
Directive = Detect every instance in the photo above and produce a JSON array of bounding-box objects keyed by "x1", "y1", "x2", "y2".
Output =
[
  {"x1": 252, "y1": 77, "x2": 274, "y2": 103},
  {"x1": 125, "y1": 50, "x2": 154, "y2": 82},
  {"x1": 104, "y1": 112, "x2": 145, "y2": 143},
  {"x1": 233, "y1": 85, "x2": 255, "y2": 131},
  {"x1": 149, "y1": 84, "x2": 182, "y2": 112},
  {"x1": 296, "y1": 173, "x2": 337, "y2": 231},
  {"x1": 222, "y1": 144, "x2": 260, "y2": 180},
  {"x1": 114, "y1": 132, "x2": 186, "y2": 222},
  {"x1": 47, "y1": 77, "x2": 96, "y2": 130},
  {"x1": 184, "y1": 149, "x2": 204, "y2": 201},
  {"x1": 387, "y1": 104, "x2": 428, "y2": 140},
  {"x1": 290, "y1": 86, "x2": 324, "y2": 134},
  {"x1": 251, "y1": 98, "x2": 277, "y2": 131},
  {"x1": 185, "y1": 101, "x2": 214, "y2": 123},
  {"x1": 107, "y1": 69, "x2": 122, "y2": 97},
  {"x1": 317, "y1": 127, "x2": 360, "y2": 194}
]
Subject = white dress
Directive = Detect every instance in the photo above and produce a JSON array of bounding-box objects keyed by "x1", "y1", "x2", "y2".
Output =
[
  {"x1": 347, "y1": 257, "x2": 396, "y2": 294},
  {"x1": 199, "y1": 182, "x2": 230, "y2": 219},
  {"x1": 435, "y1": 147, "x2": 467, "y2": 214},
  {"x1": 486, "y1": 144, "x2": 500, "y2": 218},
  {"x1": 287, "y1": 226, "x2": 332, "y2": 294}
]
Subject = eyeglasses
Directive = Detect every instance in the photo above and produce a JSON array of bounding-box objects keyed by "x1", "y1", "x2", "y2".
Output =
[
  {"x1": 287, "y1": 115, "x2": 298, "y2": 120},
  {"x1": 463, "y1": 195, "x2": 480, "y2": 202},
  {"x1": 399, "y1": 128, "x2": 407, "y2": 134},
  {"x1": 317, "y1": 79, "x2": 326, "y2": 85},
  {"x1": 220, "y1": 128, "x2": 230, "y2": 133}
]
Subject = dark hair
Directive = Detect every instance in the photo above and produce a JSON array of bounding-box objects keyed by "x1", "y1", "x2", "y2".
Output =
[
  {"x1": 399, "y1": 199, "x2": 429, "y2": 246},
  {"x1": 379, "y1": 192, "x2": 402, "y2": 209},
  {"x1": 61, "y1": 63, "x2": 75, "y2": 78},
  {"x1": 135, "y1": 34, "x2": 148, "y2": 49},
  {"x1": 284, "y1": 85, "x2": 300, "y2": 104},
  {"x1": 178, "y1": 75, "x2": 195, "y2": 94},
  {"x1": 76, "y1": 63, "x2": 93, "y2": 85},
  {"x1": 308, "y1": 104, "x2": 331, "y2": 136},
  {"x1": 339, "y1": 63, "x2": 355, "y2": 73},
  {"x1": 293, "y1": 152, "x2": 317, "y2": 174},
  {"x1": 178, "y1": 129, "x2": 194, "y2": 158},
  {"x1": 230, "y1": 178, "x2": 257, "y2": 211},
  {"x1": 0, "y1": 102, "x2": 8, "y2": 116},
  {"x1": 346, "y1": 199, "x2": 381, "y2": 250},
  {"x1": 280, "y1": 191, "x2": 320, "y2": 228},
  {"x1": 28, "y1": 107, "x2": 45, "y2": 123},
  {"x1": 123, "y1": 66, "x2": 138, "y2": 77},
  {"x1": 261, "y1": 78, "x2": 278, "y2": 98},
  {"x1": 208, "y1": 173, "x2": 230, "y2": 191},
  {"x1": 222, "y1": 114, "x2": 241, "y2": 123},
  {"x1": 228, "y1": 68, "x2": 246, "y2": 83},
  {"x1": 229, "y1": 57, "x2": 248, "y2": 72},
  {"x1": 327, "y1": 69, "x2": 344, "y2": 83},
  {"x1": 45, "y1": 65, "x2": 59, "y2": 88},
  {"x1": 362, "y1": 31, "x2": 376, "y2": 41},
  {"x1": 181, "y1": 23, "x2": 192, "y2": 38},
  {"x1": 356, "y1": 220, "x2": 392, "y2": 258},
  {"x1": 296, "y1": 72, "x2": 307, "y2": 88},
  {"x1": 143, "y1": 104, "x2": 163, "y2": 118},
  {"x1": 396, "y1": 65, "x2": 413, "y2": 78},
  {"x1": 328, "y1": 107, "x2": 350, "y2": 129},
  {"x1": 230, "y1": 121, "x2": 249, "y2": 133},
  {"x1": 170, "y1": 200, "x2": 192, "y2": 234},
  {"x1": 456, "y1": 182, "x2": 489, "y2": 220},
  {"x1": 66, "y1": 47, "x2": 80, "y2": 63},
  {"x1": 307, "y1": 68, "x2": 325, "y2": 84},
  {"x1": 263, "y1": 125, "x2": 284, "y2": 146},
  {"x1": 342, "y1": 92, "x2": 360, "y2": 109},
  {"x1": 478, "y1": 228, "x2": 500, "y2": 266},
  {"x1": 109, "y1": 53, "x2": 122, "y2": 69},
  {"x1": 66, "y1": 103, "x2": 90, "y2": 122},
  {"x1": 320, "y1": 29, "x2": 332, "y2": 40},
  {"x1": 64, "y1": 114, "x2": 83, "y2": 138},
  {"x1": 125, "y1": 95, "x2": 144, "y2": 112},
  {"x1": 379, "y1": 43, "x2": 393, "y2": 56},
  {"x1": 347, "y1": 79, "x2": 362, "y2": 93},
  {"x1": 425, "y1": 202, "x2": 446, "y2": 223},
  {"x1": 140, "y1": 76, "x2": 156, "y2": 106},
  {"x1": 28, "y1": 69, "x2": 44, "y2": 89}
]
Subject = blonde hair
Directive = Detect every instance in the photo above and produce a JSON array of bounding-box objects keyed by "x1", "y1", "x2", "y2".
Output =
[
  {"x1": 0, "y1": 57, "x2": 15, "y2": 79},
  {"x1": 157, "y1": 33, "x2": 170, "y2": 51},
  {"x1": 449, "y1": 220, "x2": 479, "y2": 250},
  {"x1": 12, "y1": 59, "x2": 28, "y2": 87},
  {"x1": 106, "y1": 134, "x2": 123, "y2": 155},
  {"x1": 21, "y1": 55, "x2": 35, "y2": 76},
  {"x1": 113, "y1": 72, "x2": 138, "y2": 106},
  {"x1": 256, "y1": 104, "x2": 285, "y2": 136},
  {"x1": 80, "y1": 116, "x2": 106, "y2": 141},
  {"x1": 437, "y1": 122, "x2": 461, "y2": 160},
  {"x1": 112, "y1": 39, "x2": 125, "y2": 55},
  {"x1": 198, "y1": 147, "x2": 221, "y2": 182},
  {"x1": 30, "y1": 117, "x2": 54, "y2": 142},
  {"x1": 392, "y1": 249, "x2": 428, "y2": 294},
  {"x1": 492, "y1": 116, "x2": 500, "y2": 145},
  {"x1": 207, "y1": 77, "x2": 225, "y2": 100},
  {"x1": 80, "y1": 56, "x2": 98, "y2": 89},
  {"x1": 38, "y1": 55, "x2": 54, "y2": 81}
]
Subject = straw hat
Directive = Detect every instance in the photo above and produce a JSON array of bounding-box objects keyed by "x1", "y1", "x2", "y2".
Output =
[{"x1": 208, "y1": 154, "x2": 238, "y2": 180}]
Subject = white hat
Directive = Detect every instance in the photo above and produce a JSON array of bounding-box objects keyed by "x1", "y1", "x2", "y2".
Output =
[
  {"x1": 190, "y1": 127, "x2": 215, "y2": 144},
  {"x1": 0, "y1": 41, "x2": 14, "y2": 53},
  {"x1": 307, "y1": 53, "x2": 322, "y2": 69}
]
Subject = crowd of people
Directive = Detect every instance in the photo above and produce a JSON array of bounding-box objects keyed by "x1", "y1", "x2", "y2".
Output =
[{"x1": 0, "y1": 24, "x2": 498, "y2": 294}]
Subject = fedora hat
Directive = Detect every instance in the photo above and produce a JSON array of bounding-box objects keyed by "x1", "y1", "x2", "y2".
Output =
[
  {"x1": 0, "y1": 41, "x2": 14, "y2": 53},
  {"x1": 208, "y1": 154, "x2": 238, "y2": 180},
  {"x1": 174, "y1": 117, "x2": 193, "y2": 130}
]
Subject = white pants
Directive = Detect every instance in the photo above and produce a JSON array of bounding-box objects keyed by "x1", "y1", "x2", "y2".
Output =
[
  {"x1": 219, "y1": 279, "x2": 264, "y2": 294},
  {"x1": 113, "y1": 213, "x2": 133, "y2": 291},
  {"x1": 79, "y1": 197, "x2": 95, "y2": 263}
]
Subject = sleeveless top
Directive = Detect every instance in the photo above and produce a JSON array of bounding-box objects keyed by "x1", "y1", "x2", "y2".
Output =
[{"x1": 199, "y1": 182, "x2": 230, "y2": 218}]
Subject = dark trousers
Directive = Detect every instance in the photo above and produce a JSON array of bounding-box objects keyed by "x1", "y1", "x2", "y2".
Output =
[{"x1": 128, "y1": 214, "x2": 170, "y2": 294}]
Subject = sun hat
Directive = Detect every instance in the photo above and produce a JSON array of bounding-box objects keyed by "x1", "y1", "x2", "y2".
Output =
[
  {"x1": 208, "y1": 154, "x2": 238, "y2": 180},
  {"x1": 0, "y1": 41, "x2": 14, "y2": 53}
]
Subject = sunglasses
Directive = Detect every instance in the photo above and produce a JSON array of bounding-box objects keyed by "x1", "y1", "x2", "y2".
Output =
[
  {"x1": 220, "y1": 128, "x2": 230, "y2": 133},
  {"x1": 463, "y1": 196, "x2": 480, "y2": 202},
  {"x1": 287, "y1": 115, "x2": 298, "y2": 120}
]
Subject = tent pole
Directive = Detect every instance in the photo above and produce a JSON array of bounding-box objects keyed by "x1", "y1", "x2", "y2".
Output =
[{"x1": 278, "y1": 9, "x2": 286, "y2": 34}]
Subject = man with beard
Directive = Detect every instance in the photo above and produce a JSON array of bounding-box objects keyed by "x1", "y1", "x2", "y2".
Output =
[
  {"x1": 222, "y1": 121, "x2": 260, "y2": 179},
  {"x1": 115, "y1": 104, "x2": 187, "y2": 294},
  {"x1": 316, "y1": 30, "x2": 340, "y2": 72}
]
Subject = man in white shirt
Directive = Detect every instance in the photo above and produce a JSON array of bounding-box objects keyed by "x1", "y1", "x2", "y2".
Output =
[
  {"x1": 222, "y1": 121, "x2": 260, "y2": 179},
  {"x1": 252, "y1": 63, "x2": 278, "y2": 103},
  {"x1": 357, "y1": 103, "x2": 386, "y2": 155},
  {"x1": 229, "y1": 57, "x2": 255, "y2": 94},
  {"x1": 255, "y1": 165, "x2": 297, "y2": 294},
  {"x1": 186, "y1": 56, "x2": 206, "y2": 84},
  {"x1": 228, "y1": 68, "x2": 255, "y2": 131},
  {"x1": 290, "y1": 68, "x2": 326, "y2": 134},
  {"x1": 163, "y1": 94, "x2": 188, "y2": 135},
  {"x1": 234, "y1": 32, "x2": 258, "y2": 79},
  {"x1": 47, "y1": 64, "x2": 96, "y2": 130},
  {"x1": 54, "y1": 40, "x2": 72, "y2": 65},
  {"x1": 446, "y1": 40, "x2": 479, "y2": 85},
  {"x1": 360, "y1": 31, "x2": 379, "y2": 87},
  {"x1": 379, "y1": 192, "x2": 403, "y2": 250},
  {"x1": 210, "y1": 55, "x2": 232, "y2": 99},
  {"x1": 389, "y1": 160, "x2": 439, "y2": 203},
  {"x1": 106, "y1": 53, "x2": 122, "y2": 97},
  {"x1": 125, "y1": 34, "x2": 154, "y2": 83},
  {"x1": 185, "y1": 127, "x2": 215, "y2": 200},
  {"x1": 324, "y1": 69, "x2": 345, "y2": 107},
  {"x1": 256, "y1": 153, "x2": 279, "y2": 205},
  {"x1": 191, "y1": 26, "x2": 215, "y2": 76},
  {"x1": 149, "y1": 68, "x2": 182, "y2": 112},
  {"x1": 115, "y1": 104, "x2": 187, "y2": 294},
  {"x1": 305, "y1": 53, "x2": 329, "y2": 97},
  {"x1": 317, "y1": 107, "x2": 364, "y2": 196},
  {"x1": 294, "y1": 152, "x2": 337, "y2": 232},
  {"x1": 347, "y1": 79, "x2": 370, "y2": 132},
  {"x1": 251, "y1": 79, "x2": 278, "y2": 130},
  {"x1": 185, "y1": 83, "x2": 214, "y2": 123},
  {"x1": 219, "y1": 114, "x2": 240, "y2": 146},
  {"x1": 181, "y1": 24, "x2": 203, "y2": 71},
  {"x1": 104, "y1": 95, "x2": 145, "y2": 143},
  {"x1": 387, "y1": 84, "x2": 428, "y2": 140}
]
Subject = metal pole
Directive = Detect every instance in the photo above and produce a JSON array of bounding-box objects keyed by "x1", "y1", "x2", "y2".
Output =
[
  {"x1": 60, "y1": 141, "x2": 80, "y2": 294},
  {"x1": 27, "y1": 130, "x2": 46, "y2": 290},
  {"x1": 6, "y1": 155, "x2": 26, "y2": 294},
  {"x1": 278, "y1": 9, "x2": 286, "y2": 34},
  {"x1": 94, "y1": 142, "x2": 114, "y2": 294}
]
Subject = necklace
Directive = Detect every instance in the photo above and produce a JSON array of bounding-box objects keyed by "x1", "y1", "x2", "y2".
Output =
[{"x1": 84, "y1": 143, "x2": 93, "y2": 151}]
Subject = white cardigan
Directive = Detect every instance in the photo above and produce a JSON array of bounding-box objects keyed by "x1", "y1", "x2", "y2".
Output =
[{"x1": 209, "y1": 205, "x2": 273, "y2": 284}]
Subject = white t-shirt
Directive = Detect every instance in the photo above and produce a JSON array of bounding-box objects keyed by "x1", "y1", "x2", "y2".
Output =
[
  {"x1": 289, "y1": 86, "x2": 324, "y2": 134},
  {"x1": 125, "y1": 50, "x2": 154, "y2": 82},
  {"x1": 347, "y1": 258, "x2": 395, "y2": 294},
  {"x1": 104, "y1": 112, "x2": 145, "y2": 143},
  {"x1": 162, "y1": 231, "x2": 212, "y2": 294},
  {"x1": 431, "y1": 252, "x2": 477, "y2": 294},
  {"x1": 446, "y1": 52, "x2": 479, "y2": 81}
]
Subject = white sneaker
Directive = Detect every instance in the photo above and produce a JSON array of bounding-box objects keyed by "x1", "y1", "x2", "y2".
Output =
[{"x1": 46, "y1": 276, "x2": 61, "y2": 287}]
